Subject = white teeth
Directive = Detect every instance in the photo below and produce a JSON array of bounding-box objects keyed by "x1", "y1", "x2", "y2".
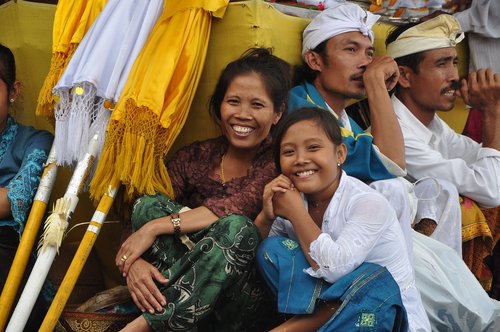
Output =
[
  {"x1": 443, "y1": 90, "x2": 455, "y2": 96},
  {"x1": 232, "y1": 125, "x2": 253, "y2": 134},
  {"x1": 296, "y1": 170, "x2": 315, "y2": 177}
]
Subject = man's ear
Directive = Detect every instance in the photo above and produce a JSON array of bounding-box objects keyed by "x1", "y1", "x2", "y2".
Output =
[
  {"x1": 397, "y1": 66, "x2": 412, "y2": 89},
  {"x1": 304, "y1": 51, "x2": 323, "y2": 72}
]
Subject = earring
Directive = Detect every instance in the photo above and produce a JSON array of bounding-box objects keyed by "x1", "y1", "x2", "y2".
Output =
[
  {"x1": 9, "y1": 98, "x2": 14, "y2": 103},
  {"x1": 337, "y1": 162, "x2": 341, "y2": 167}
]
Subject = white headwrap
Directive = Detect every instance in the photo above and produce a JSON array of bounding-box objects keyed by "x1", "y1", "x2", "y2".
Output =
[
  {"x1": 386, "y1": 15, "x2": 464, "y2": 59},
  {"x1": 302, "y1": 0, "x2": 380, "y2": 58}
]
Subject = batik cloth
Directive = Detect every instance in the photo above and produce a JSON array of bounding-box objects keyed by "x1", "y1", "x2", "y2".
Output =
[
  {"x1": 257, "y1": 236, "x2": 408, "y2": 331},
  {"x1": 131, "y1": 194, "x2": 274, "y2": 331}
]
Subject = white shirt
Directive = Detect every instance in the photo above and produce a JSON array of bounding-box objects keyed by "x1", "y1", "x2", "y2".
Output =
[
  {"x1": 392, "y1": 95, "x2": 500, "y2": 208},
  {"x1": 270, "y1": 171, "x2": 430, "y2": 331},
  {"x1": 455, "y1": 0, "x2": 500, "y2": 72}
]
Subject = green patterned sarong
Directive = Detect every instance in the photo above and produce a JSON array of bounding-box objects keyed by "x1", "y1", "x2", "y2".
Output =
[{"x1": 132, "y1": 193, "x2": 274, "y2": 331}]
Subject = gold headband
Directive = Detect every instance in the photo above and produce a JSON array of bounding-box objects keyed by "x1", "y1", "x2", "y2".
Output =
[{"x1": 386, "y1": 15, "x2": 464, "y2": 59}]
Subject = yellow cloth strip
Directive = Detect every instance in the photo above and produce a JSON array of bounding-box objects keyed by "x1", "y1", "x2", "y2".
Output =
[
  {"x1": 461, "y1": 197, "x2": 492, "y2": 242},
  {"x1": 36, "y1": 0, "x2": 106, "y2": 119},
  {"x1": 90, "y1": 1, "x2": 229, "y2": 201}
]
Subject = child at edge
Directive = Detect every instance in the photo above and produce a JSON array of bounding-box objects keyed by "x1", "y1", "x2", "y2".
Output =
[{"x1": 254, "y1": 107, "x2": 430, "y2": 332}]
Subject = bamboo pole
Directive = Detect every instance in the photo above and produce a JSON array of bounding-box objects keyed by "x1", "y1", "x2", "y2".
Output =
[
  {"x1": 5, "y1": 135, "x2": 99, "y2": 332},
  {"x1": 38, "y1": 178, "x2": 121, "y2": 332},
  {"x1": 0, "y1": 144, "x2": 57, "y2": 332}
]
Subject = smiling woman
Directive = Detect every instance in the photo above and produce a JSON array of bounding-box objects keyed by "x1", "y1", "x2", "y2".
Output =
[{"x1": 115, "y1": 48, "x2": 292, "y2": 332}]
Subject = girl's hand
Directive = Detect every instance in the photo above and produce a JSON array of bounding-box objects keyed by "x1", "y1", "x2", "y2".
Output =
[
  {"x1": 262, "y1": 175, "x2": 294, "y2": 221},
  {"x1": 116, "y1": 226, "x2": 157, "y2": 276},
  {"x1": 272, "y1": 186, "x2": 304, "y2": 221},
  {"x1": 126, "y1": 258, "x2": 169, "y2": 314}
]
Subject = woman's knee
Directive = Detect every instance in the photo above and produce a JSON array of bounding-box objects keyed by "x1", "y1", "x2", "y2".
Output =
[
  {"x1": 131, "y1": 193, "x2": 180, "y2": 231},
  {"x1": 214, "y1": 214, "x2": 260, "y2": 250}
]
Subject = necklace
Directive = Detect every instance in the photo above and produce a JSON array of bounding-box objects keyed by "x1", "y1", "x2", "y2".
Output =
[
  {"x1": 220, "y1": 154, "x2": 226, "y2": 184},
  {"x1": 308, "y1": 198, "x2": 330, "y2": 214}
]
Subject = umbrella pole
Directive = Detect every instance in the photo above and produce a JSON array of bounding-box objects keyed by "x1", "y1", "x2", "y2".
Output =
[
  {"x1": 5, "y1": 135, "x2": 99, "y2": 332},
  {"x1": 39, "y1": 179, "x2": 121, "y2": 332},
  {"x1": 0, "y1": 144, "x2": 58, "y2": 331}
]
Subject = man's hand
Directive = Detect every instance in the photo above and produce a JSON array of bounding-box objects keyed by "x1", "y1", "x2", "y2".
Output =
[
  {"x1": 364, "y1": 56, "x2": 400, "y2": 92},
  {"x1": 126, "y1": 258, "x2": 169, "y2": 314},
  {"x1": 443, "y1": 0, "x2": 472, "y2": 13},
  {"x1": 459, "y1": 68, "x2": 500, "y2": 115}
]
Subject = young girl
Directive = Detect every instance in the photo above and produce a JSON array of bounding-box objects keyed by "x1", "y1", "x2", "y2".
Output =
[{"x1": 255, "y1": 107, "x2": 430, "y2": 331}]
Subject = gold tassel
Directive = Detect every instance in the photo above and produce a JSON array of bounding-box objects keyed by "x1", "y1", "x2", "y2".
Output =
[{"x1": 38, "y1": 198, "x2": 71, "y2": 254}]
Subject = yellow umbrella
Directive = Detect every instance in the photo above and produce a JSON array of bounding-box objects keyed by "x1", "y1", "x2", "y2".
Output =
[
  {"x1": 36, "y1": 0, "x2": 106, "y2": 119},
  {"x1": 90, "y1": 0, "x2": 229, "y2": 200}
]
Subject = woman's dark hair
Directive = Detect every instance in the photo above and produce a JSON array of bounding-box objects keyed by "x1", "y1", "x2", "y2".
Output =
[
  {"x1": 209, "y1": 48, "x2": 292, "y2": 123},
  {"x1": 272, "y1": 107, "x2": 342, "y2": 172},
  {"x1": 385, "y1": 23, "x2": 424, "y2": 74},
  {"x1": 0, "y1": 43, "x2": 16, "y2": 93},
  {"x1": 293, "y1": 40, "x2": 328, "y2": 85}
]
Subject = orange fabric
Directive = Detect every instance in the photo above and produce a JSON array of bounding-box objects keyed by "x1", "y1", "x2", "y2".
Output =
[{"x1": 461, "y1": 198, "x2": 499, "y2": 290}]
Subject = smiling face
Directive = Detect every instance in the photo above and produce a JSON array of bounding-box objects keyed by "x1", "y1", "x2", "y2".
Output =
[
  {"x1": 398, "y1": 47, "x2": 459, "y2": 123},
  {"x1": 279, "y1": 119, "x2": 346, "y2": 203},
  {"x1": 220, "y1": 72, "x2": 281, "y2": 153},
  {"x1": 307, "y1": 32, "x2": 374, "y2": 112}
]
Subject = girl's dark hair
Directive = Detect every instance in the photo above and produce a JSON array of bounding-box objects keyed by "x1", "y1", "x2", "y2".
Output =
[
  {"x1": 272, "y1": 107, "x2": 342, "y2": 172},
  {"x1": 0, "y1": 43, "x2": 16, "y2": 93},
  {"x1": 209, "y1": 48, "x2": 292, "y2": 123}
]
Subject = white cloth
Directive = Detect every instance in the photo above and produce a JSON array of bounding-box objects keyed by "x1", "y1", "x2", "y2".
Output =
[
  {"x1": 270, "y1": 171, "x2": 430, "y2": 332},
  {"x1": 454, "y1": 0, "x2": 500, "y2": 72},
  {"x1": 414, "y1": 177, "x2": 462, "y2": 256},
  {"x1": 392, "y1": 95, "x2": 500, "y2": 208},
  {"x1": 412, "y1": 230, "x2": 500, "y2": 331},
  {"x1": 53, "y1": 0, "x2": 163, "y2": 165},
  {"x1": 369, "y1": 177, "x2": 415, "y2": 265},
  {"x1": 301, "y1": 1, "x2": 379, "y2": 58}
]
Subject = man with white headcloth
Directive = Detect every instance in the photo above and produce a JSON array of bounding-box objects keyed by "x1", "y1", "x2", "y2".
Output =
[
  {"x1": 289, "y1": 1, "x2": 419, "y2": 259},
  {"x1": 386, "y1": 14, "x2": 500, "y2": 293}
]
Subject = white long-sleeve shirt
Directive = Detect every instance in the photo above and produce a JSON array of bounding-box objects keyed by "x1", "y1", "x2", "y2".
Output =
[
  {"x1": 270, "y1": 171, "x2": 430, "y2": 331},
  {"x1": 454, "y1": 0, "x2": 500, "y2": 72},
  {"x1": 392, "y1": 95, "x2": 500, "y2": 208}
]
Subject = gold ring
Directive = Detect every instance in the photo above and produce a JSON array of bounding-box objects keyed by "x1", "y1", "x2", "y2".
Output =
[{"x1": 120, "y1": 255, "x2": 128, "y2": 262}]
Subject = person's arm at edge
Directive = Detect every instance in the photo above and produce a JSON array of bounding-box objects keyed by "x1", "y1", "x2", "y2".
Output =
[{"x1": 0, "y1": 187, "x2": 10, "y2": 218}]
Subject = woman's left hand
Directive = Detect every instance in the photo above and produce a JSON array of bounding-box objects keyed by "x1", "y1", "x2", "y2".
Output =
[{"x1": 116, "y1": 226, "x2": 157, "y2": 276}]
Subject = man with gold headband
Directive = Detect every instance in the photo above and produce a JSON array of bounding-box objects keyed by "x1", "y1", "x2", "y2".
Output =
[{"x1": 386, "y1": 14, "x2": 500, "y2": 293}]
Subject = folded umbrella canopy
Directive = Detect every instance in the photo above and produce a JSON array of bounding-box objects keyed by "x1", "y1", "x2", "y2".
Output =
[
  {"x1": 90, "y1": 0, "x2": 230, "y2": 201},
  {"x1": 52, "y1": 0, "x2": 164, "y2": 165},
  {"x1": 36, "y1": 0, "x2": 106, "y2": 120}
]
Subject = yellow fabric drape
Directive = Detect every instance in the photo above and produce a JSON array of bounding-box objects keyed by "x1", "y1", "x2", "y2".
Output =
[
  {"x1": 90, "y1": 0, "x2": 229, "y2": 201},
  {"x1": 36, "y1": 0, "x2": 106, "y2": 119}
]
